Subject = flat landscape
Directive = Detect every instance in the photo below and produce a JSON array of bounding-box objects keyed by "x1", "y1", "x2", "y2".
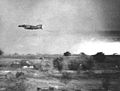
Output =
[{"x1": 0, "y1": 53, "x2": 120, "y2": 91}]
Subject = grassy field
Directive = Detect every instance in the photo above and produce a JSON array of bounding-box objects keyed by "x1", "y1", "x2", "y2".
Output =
[{"x1": 0, "y1": 55, "x2": 120, "y2": 91}]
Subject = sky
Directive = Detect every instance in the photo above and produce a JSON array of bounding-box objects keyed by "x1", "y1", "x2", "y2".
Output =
[{"x1": 0, "y1": 0, "x2": 120, "y2": 55}]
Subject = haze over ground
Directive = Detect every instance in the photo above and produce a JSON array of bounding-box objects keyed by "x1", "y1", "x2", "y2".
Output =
[{"x1": 0, "y1": 0, "x2": 120, "y2": 55}]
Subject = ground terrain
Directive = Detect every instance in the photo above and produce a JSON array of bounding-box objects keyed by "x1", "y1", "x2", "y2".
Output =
[{"x1": 0, "y1": 54, "x2": 120, "y2": 91}]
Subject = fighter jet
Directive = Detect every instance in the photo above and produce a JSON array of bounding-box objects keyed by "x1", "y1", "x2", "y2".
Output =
[{"x1": 18, "y1": 24, "x2": 43, "y2": 30}]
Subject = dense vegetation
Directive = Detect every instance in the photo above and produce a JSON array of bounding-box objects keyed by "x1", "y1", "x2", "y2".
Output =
[{"x1": 0, "y1": 49, "x2": 3, "y2": 55}]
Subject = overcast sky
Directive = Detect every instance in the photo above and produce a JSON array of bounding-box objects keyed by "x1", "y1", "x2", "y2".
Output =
[{"x1": 0, "y1": 0, "x2": 120, "y2": 55}]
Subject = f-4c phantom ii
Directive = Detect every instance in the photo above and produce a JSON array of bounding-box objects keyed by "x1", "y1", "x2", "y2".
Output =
[{"x1": 18, "y1": 24, "x2": 43, "y2": 30}]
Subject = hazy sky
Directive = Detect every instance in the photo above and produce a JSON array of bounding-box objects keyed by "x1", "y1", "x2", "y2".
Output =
[{"x1": 0, "y1": 0, "x2": 120, "y2": 55}]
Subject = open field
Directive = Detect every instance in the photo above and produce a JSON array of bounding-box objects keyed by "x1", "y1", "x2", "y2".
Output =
[{"x1": 0, "y1": 54, "x2": 120, "y2": 91}]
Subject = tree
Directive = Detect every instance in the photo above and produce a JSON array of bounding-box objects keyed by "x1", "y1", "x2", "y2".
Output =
[
  {"x1": 16, "y1": 72, "x2": 24, "y2": 78},
  {"x1": 68, "y1": 58, "x2": 94, "y2": 71},
  {"x1": 63, "y1": 51, "x2": 71, "y2": 56},
  {"x1": 53, "y1": 57, "x2": 63, "y2": 71},
  {"x1": 68, "y1": 60, "x2": 80, "y2": 70},
  {"x1": 93, "y1": 52, "x2": 106, "y2": 62},
  {"x1": 0, "y1": 49, "x2": 3, "y2": 55}
]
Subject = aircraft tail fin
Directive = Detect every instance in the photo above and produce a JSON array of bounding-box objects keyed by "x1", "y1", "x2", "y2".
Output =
[{"x1": 37, "y1": 24, "x2": 42, "y2": 29}]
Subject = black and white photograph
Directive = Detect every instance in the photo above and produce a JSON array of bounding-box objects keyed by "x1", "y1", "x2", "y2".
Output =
[{"x1": 0, "y1": 0, "x2": 120, "y2": 91}]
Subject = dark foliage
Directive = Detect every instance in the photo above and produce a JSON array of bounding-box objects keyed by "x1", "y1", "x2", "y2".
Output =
[
  {"x1": 20, "y1": 60, "x2": 30, "y2": 66},
  {"x1": 33, "y1": 64, "x2": 41, "y2": 70},
  {"x1": 53, "y1": 57, "x2": 63, "y2": 71},
  {"x1": 63, "y1": 51, "x2": 71, "y2": 56},
  {"x1": 68, "y1": 60, "x2": 80, "y2": 71},
  {"x1": 68, "y1": 58, "x2": 94, "y2": 71},
  {"x1": 82, "y1": 59, "x2": 94, "y2": 70},
  {"x1": 0, "y1": 49, "x2": 3, "y2": 55},
  {"x1": 93, "y1": 52, "x2": 106, "y2": 62},
  {"x1": 16, "y1": 72, "x2": 24, "y2": 78}
]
